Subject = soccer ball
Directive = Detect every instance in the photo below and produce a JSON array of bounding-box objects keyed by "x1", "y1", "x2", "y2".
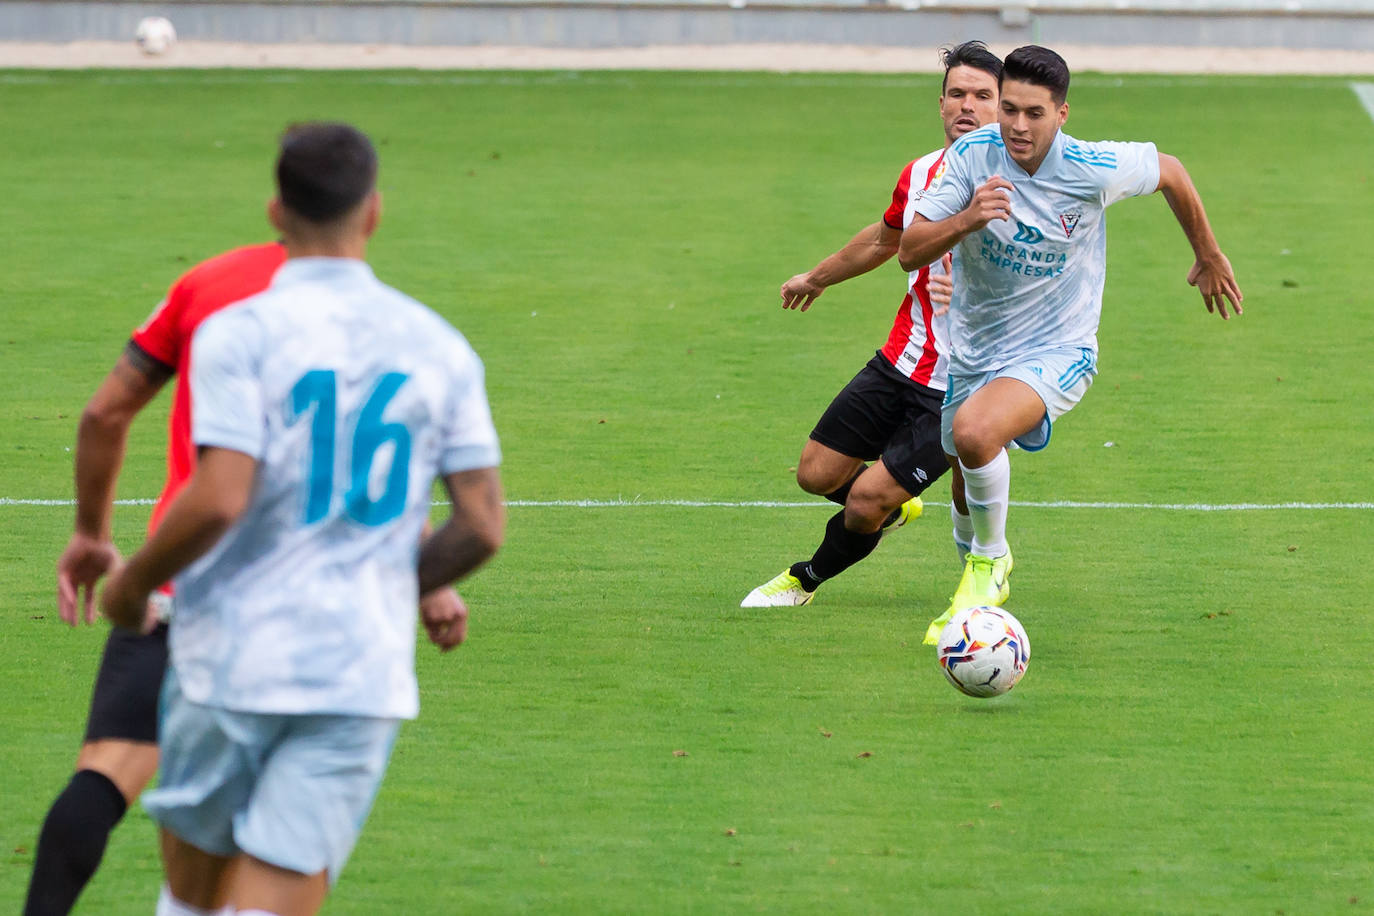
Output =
[
  {"x1": 936, "y1": 606, "x2": 1030, "y2": 698},
  {"x1": 135, "y1": 16, "x2": 177, "y2": 55}
]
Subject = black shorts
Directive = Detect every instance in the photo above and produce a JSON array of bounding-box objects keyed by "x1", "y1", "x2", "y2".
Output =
[
  {"x1": 810, "y1": 354, "x2": 950, "y2": 497},
  {"x1": 83, "y1": 623, "x2": 170, "y2": 744}
]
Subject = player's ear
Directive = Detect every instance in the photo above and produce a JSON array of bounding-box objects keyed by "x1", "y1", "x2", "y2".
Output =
[
  {"x1": 267, "y1": 197, "x2": 287, "y2": 235},
  {"x1": 1058, "y1": 101, "x2": 1069, "y2": 127},
  {"x1": 361, "y1": 191, "x2": 382, "y2": 239}
]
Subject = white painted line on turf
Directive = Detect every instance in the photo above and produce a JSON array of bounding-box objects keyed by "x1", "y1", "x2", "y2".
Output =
[
  {"x1": 2, "y1": 497, "x2": 1371, "y2": 511},
  {"x1": 1353, "y1": 82, "x2": 1374, "y2": 124},
  {"x1": 503, "y1": 499, "x2": 1374, "y2": 510}
]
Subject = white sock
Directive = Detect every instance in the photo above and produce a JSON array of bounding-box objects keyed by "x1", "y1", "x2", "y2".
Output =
[
  {"x1": 950, "y1": 503, "x2": 974, "y2": 564},
  {"x1": 960, "y1": 450, "x2": 1010, "y2": 559},
  {"x1": 156, "y1": 885, "x2": 231, "y2": 916}
]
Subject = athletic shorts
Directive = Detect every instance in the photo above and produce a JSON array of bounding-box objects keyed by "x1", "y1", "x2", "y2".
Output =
[
  {"x1": 144, "y1": 668, "x2": 400, "y2": 884},
  {"x1": 83, "y1": 622, "x2": 170, "y2": 744},
  {"x1": 941, "y1": 346, "x2": 1097, "y2": 455},
  {"x1": 810, "y1": 354, "x2": 950, "y2": 497}
]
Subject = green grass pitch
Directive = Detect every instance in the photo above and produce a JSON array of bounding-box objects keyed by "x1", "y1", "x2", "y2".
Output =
[{"x1": 2, "y1": 68, "x2": 1373, "y2": 913}]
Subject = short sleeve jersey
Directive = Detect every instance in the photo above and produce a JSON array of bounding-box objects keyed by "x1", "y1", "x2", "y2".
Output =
[
  {"x1": 913, "y1": 124, "x2": 1159, "y2": 373},
  {"x1": 130, "y1": 243, "x2": 287, "y2": 535},
  {"x1": 174, "y1": 258, "x2": 502, "y2": 719},
  {"x1": 878, "y1": 147, "x2": 951, "y2": 391}
]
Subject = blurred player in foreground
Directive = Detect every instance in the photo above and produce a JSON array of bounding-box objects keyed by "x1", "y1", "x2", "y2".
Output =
[
  {"x1": 899, "y1": 46, "x2": 1242, "y2": 644},
  {"x1": 99, "y1": 121, "x2": 506, "y2": 916},
  {"x1": 741, "y1": 41, "x2": 1003, "y2": 608}
]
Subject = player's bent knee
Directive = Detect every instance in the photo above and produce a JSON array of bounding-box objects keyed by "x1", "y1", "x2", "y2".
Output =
[
  {"x1": 796, "y1": 471, "x2": 833, "y2": 496},
  {"x1": 950, "y1": 417, "x2": 1002, "y2": 467},
  {"x1": 796, "y1": 451, "x2": 861, "y2": 497},
  {"x1": 844, "y1": 485, "x2": 901, "y2": 529},
  {"x1": 795, "y1": 461, "x2": 840, "y2": 496}
]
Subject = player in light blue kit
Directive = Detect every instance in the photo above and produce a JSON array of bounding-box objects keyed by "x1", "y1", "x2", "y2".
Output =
[
  {"x1": 101, "y1": 123, "x2": 506, "y2": 916},
  {"x1": 897, "y1": 46, "x2": 1243, "y2": 645}
]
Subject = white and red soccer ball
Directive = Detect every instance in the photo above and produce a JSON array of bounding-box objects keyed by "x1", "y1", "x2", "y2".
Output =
[{"x1": 936, "y1": 606, "x2": 1030, "y2": 698}]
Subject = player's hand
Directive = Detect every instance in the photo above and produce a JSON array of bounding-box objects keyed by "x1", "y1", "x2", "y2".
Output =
[
  {"x1": 1187, "y1": 253, "x2": 1244, "y2": 320},
  {"x1": 929, "y1": 252, "x2": 955, "y2": 316},
  {"x1": 57, "y1": 532, "x2": 121, "y2": 626},
  {"x1": 99, "y1": 563, "x2": 151, "y2": 633},
  {"x1": 965, "y1": 176, "x2": 1014, "y2": 229},
  {"x1": 420, "y1": 586, "x2": 468, "y2": 652},
  {"x1": 781, "y1": 272, "x2": 825, "y2": 312}
]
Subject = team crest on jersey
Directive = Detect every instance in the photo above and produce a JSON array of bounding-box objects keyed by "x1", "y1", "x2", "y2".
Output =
[{"x1": 1059, "y1": 209, "x2": 1083, "y2": 238}]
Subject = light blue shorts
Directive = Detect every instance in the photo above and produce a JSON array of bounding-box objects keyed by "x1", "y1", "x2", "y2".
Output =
[
  {"x1": 143, "y1": 668, "x2": 400, "y2": 883},
  {"x1": 941, "y1": 346, "x2": 1096, "y2": 455}
]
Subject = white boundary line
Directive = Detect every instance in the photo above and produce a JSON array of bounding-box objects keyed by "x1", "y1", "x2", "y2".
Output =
[
  {"x1": 1353, "y1": 82, "x2": 1374, "y2": 123},
  {"x1": 1, "y1": 497, "x2": 1370, "y2": 511}
]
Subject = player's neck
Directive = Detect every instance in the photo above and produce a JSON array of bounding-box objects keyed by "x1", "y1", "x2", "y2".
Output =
[{"x1": 283, "y1": 239, "x2": 368, "y2": 261}]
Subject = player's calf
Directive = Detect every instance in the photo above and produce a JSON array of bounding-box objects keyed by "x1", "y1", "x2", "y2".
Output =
[{"x1": 24, "y1": 770, "x2": 127, "y2": 916}]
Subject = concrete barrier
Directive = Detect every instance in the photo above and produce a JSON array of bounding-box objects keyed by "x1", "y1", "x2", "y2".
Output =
[{"x1": 2, "y1": 0, "x2": 1372, "y2": 50}]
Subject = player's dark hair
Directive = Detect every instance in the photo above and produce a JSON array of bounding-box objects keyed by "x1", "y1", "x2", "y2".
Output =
[
  {"x1": 1000, "y1": 45, "x2": 1070, "y2": 105},
  {"x1": 276, "y1": 122, "x2": 378, "y2": 223},
  {"x1": 940, "y1": 40, "x2": 1003, "y2": 91}
]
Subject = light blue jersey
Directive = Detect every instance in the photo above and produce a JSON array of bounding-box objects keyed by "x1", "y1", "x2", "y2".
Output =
[
  {"x1": 175, "y1": 258, "x2": 501, "y2": 719},
  {"x1": 913, "y1": 123, "x2": 1159, "y2": 373}
]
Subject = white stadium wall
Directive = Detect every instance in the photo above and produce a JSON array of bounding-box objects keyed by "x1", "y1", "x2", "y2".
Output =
[{"x1": 1, "y1": 0, "x2": 1373, "y2": 50}]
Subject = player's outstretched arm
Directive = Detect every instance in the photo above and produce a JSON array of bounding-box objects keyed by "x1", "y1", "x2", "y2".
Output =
[
  {"x1": 417, "y1": 466, "x2": 505, "y2": 598},
  {"x1": 781, "y1": 221, "x2": 901, "y2": 311},
  {"x1": 1156, "y1": 153, "x2": 1244, "y2": 320},
  {"x1": 897, "y1": 176, "x2": 1013, "y2": 272},
  {"x1": 58, "y1": 344, "x2": 172, "y2": 625},
  {"x1": 100, "y1": 447, "x2": 256, "y2": 631}
]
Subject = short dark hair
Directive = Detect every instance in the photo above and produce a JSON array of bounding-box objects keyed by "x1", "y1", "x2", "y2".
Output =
[
  {"x1": 940, "y1": 40, "x2": 1002, "y2": 92},
  {"x1": 276, "y1": 122, "x2": 378, "y2": 223},
  {"x1": 1000, "y1": 45, "x2": 1070, "y2": 105}
]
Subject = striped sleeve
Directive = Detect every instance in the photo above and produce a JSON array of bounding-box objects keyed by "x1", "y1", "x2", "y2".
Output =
[{"x1": 882, "y1": 161, "x2": 917, "y2": 229}]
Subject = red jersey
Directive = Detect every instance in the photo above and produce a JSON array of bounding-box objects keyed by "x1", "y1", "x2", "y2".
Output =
[
  {"x1": 130, "y1": 242, "x2": 287, "y2": 535},
  {"x1": 877, "y1": 149, "x2": 950, "y2": 391}
]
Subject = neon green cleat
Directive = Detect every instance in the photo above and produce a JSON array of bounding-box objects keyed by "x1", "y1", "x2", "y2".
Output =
[
  {"x1": 740, "y1": 570, "x2": 815, "y2": 608},
  {"x1": 882, "y1": 496, "x2": 923, "y2": 534},
  {"x1": 922, "y1": 548, "x2": 1014, "y2": 645}
]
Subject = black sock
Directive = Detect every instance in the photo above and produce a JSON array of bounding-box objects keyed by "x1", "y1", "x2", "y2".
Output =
[
  {"x1": 788, "y1": 560, "x2": 822, "y2": 592},
  {"x1": 794, "y1": 509, "x2": 884, "y2": 587},
  {"x1": 823, "y1": 466, "x2": 865, "y2": 506},
  {"x1": 24, "y1": 769, "x2": 128, "y2": 916}
]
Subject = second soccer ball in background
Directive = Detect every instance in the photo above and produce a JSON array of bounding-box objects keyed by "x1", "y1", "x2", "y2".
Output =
[{"x1": 135, "y1": 16, "x2": 177, "y2": 55}]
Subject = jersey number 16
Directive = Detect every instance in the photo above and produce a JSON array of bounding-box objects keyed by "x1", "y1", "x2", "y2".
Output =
[{"x1": 288, "y1": 369, "x2": 412, "y2": 527}]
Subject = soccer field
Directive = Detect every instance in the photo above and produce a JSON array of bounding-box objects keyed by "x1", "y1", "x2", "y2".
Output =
[{"x1": 2, "y1": 68, "x2": 1373, "y2": 914}]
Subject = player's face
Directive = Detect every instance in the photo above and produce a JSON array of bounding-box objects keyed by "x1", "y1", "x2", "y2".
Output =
[
  {"x1": 998, "y1": 79, "x2": 1069, "y2": 174},
  {"x1": 939, "y1": 65, "x2": 1000, "y2": 145}
]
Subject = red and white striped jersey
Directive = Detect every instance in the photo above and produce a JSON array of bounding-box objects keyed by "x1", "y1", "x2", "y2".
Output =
[{"x1": 878, "y1": 147, "x2": 950, "y2": 391}]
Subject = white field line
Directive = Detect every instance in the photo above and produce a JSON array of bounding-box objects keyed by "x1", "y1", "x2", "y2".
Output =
[
  {"x1": 1, "y1": 497, "x2": 1371, "y2": 511},
  {"x1": 1353, "y1": 82, "x2": 1374, "y2": 124}
]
